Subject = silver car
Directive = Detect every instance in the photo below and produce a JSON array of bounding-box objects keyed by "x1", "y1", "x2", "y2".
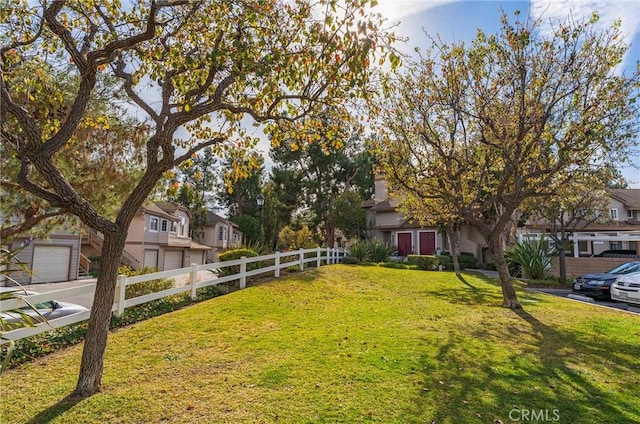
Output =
[
  {"x1": 611, "y1": 272, "x2": 640, "y2": 306},
  {"x1": 1, "y1": 287, "x2": 89, "y2": 329}
]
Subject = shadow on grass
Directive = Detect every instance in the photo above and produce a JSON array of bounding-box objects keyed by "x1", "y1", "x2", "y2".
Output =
[
  {"x1": 26, "y1": 394, "x2": 84, "y2": 424},
  {"x1": 403, "y1": 307, "x2": 640, "y2": 423}
]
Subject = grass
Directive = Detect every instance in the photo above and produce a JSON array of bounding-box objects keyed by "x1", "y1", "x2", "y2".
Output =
[{"x1": 1, "y1": 265, "x2": 639, "y2": 423}]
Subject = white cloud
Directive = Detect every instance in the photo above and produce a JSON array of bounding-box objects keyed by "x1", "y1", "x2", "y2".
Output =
[{"x1": 373, "y1": 0, "x2": 456, "y2": 21}]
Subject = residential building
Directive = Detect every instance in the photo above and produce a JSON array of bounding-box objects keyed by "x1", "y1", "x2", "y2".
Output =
[
  {"x1": 365, "y1": 173, "x2": 486, "y2": 261},
  {"x1": 83, "y1": 202, "x2": 211, "y2": 272},
  {"x1": 517, "y1": 189, "x2": 640, "y2": 257},
  {"x1": 5, "y1": 229, "x2": 87, "y2": 285},
  {"x1": 196, "y1": 211, "x2": 243, "y2": 262}
]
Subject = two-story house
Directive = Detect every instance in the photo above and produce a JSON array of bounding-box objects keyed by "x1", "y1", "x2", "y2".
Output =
[
  {"x1": 196, "y1": 211, "x2": 243, "y2": 262},
  {"x1": 365, "y1": 173, "x2": 486, "y2": 260},
  {"x1": 120, "y1": 202, "x2": 212, "y2": 270}
]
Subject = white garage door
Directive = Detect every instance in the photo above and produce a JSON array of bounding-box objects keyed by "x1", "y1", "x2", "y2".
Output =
[
  {"x1": 144, "y1": 250, "x2": 158, "y2": 269},
  {"x1": 31, "y1": 246, "x2": 71, "y2": 284},
  {"x1": 164, "y1": 251, "x2": 183, "y2": 270}
]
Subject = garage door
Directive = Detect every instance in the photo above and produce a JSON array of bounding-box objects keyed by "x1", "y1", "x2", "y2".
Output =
[
  {"x1": 31, "y1": 246, "x2": 71, "y2": 284},
  {"x1": 164, "y1": 251, "x2": 183, "y2": 270},
  {"x1": 144, "y1": 250, "x2": 158, "y2": 269}
]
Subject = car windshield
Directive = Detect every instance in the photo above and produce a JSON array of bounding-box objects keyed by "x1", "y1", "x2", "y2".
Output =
[{"x1": 608, "y1": 262, "x2": 640, "y2": 275}]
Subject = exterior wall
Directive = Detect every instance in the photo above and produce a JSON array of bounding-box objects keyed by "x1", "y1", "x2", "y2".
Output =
[
  {"x1": 549, "y1": 257, "x2": 634, "y2": 278},
  {"x1": 7, "y1": 234, "x2": 81, "y2": 285},
  {"x1": 608, "y1": 198, "x2": 625, "y2": 222}
]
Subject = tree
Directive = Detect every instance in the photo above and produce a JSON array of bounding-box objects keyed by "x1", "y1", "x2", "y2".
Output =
[
  {"x1": 270, "y1": 108, "x2": 375, "y2": 246},
  {"x1": 217, "y1": 150, "x2": 264, "y2": 218},
  {"x1": 0, "y1": 65, "x2": 147, "y2": 241},
  {"x1": 167, "y1": 183, "x2": 209, "y2": 239},
  {"x1": 1, "y1": 0, "x2": 396, "y2": 397},
  {"x1": 328, "y1": 191, "x2": 366, "y2": 239},
  {"x1": 525, "y1": 176, "x2": 610, "y2": 285},
  {"x1": 377, "y1": 12, "x2": 640, "y2": 308}
]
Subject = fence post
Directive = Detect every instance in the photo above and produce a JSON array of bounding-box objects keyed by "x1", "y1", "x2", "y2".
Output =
[
  {"x1": 327, "y1": 247, "x2": 331, "y2": 265},
  {"x1": 190, "y1": 263, "x2": 198, "y2": 300},
  {"x1": 239, "y1": 256, "x2": 247, "y2": 289},
  {"x1": 316, "y1": 246, "x2": 321, "y2": 267},
  {"x1": 275, "y1": 251, "x2": 281, "y2": 277},
  {"x1": 115, "y1": 274, "x2": 126, "y2": 317},
  {"x1": 299, "y1": 248, "x2": 304, "y2": 271}
]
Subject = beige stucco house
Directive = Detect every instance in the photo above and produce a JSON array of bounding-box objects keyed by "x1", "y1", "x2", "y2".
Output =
[
  {"x1": 365, "y1": 174, "x2": 486, "y2": 260},
  {"x1": 196, "y1": 211, "x2": 243, "y2": 262},
  {"x1": 82, "y1": 202, "x2": 211, "y2": 271}
]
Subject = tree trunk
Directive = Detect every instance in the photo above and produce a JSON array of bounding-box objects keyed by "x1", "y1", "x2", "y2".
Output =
[
  {"x1": 487, "y1": 234, "x2": 522, "y2": 309},
  {"x1": 73, "y1": 230, "x2": 127, "y2": 397},
  {"x1": 446, "y1": 223, "x2": 462, "y2": 278},
  {"x1": 558, "y1": 240, "x2": 568, "y2": 286}
]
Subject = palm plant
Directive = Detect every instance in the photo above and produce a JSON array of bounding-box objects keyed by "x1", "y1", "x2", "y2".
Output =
[{"x1": 505, "y1": 236, "x2": 557, "y2": 280}]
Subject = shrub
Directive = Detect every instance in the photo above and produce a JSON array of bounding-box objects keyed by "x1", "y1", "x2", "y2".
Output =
[
  {"x1": 406, "y1": 255, "x2": 439, "y2": 270},
  {"x1": 438, "y1": 254, "x2": 478, "y2": 270},
  {"x1": 369, "y1": 240, "x2": 395, "y2": 263},
  {"x1": 377, "y1": 261, "x2": 409, "y2": 269},
  {"x1": 218, "y1": 248, "x2": 261, "y2": 277},
  {"x1": 348, "y1": 241, "x2": 371, "y2": 262},
  {"x1": 505, "y1": 236, "x2": 556, "y2": 280},
  {"x1": 341, "y1": 256, "x2": 360, "y2": 265},
  {"x1": 118, "y1": 266, "x2": 174, "y2": 300}
]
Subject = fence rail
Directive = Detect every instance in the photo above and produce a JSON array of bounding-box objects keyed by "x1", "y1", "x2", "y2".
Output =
[{"x1": 1, "y1": 247, "x2": 345, "y2": 344}]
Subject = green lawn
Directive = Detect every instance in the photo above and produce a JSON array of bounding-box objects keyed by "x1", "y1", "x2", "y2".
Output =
[{"x1": 1, "y1": 266, "x2": 639, "y2": 423}]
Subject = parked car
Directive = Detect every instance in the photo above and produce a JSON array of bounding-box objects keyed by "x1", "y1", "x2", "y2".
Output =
[
  {"x1": 0, "y1": 287, "x2": 89, "y2": 329},
  {"x1": 593, "y1": 249, "x2": 639, "y2": 258},
  {"x1": 572, "y1": 261, "x2": 640, "y2": 300},
  {"x1": 611, "y1": 272, "x2": 640, "y2": 306}
]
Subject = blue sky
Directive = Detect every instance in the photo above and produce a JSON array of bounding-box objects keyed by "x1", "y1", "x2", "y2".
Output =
[{"x1": 372, "y1": 0, "x2": 640, "y2": 187}]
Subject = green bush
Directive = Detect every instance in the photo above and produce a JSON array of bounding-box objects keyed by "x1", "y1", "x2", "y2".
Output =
[
  {"x1": 218, "y1": 248, "x2": 261, "y2": 277},
  {"x1": 341, "y1": 256, "x2": 360, "y2": 265},
  {"x1": 348, "y1": 241, "x2": 370, "y2": 262},
  {"x1": 377, "y1": 261, "x2": 410, "y2": 269},
  {"x1": 437, "y1": 254, "x2": 478, "y2": 270},
  {"x1": 118, "y1": 266, "x2": 174, "y2": 300},
  {"x1": 506, "y1": 237, "x2": 556, "y2": 280},
  {"x1": 406, "y1": 255, "x2": 439, "y2": 270},
  {"x1": 369, "y1": 240, "x2": 395, "y2": 263}
]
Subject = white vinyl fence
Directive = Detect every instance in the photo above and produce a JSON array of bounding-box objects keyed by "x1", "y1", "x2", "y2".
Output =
[{"x1": 1, "y1": 247, "x2": 346, "y2": 344}]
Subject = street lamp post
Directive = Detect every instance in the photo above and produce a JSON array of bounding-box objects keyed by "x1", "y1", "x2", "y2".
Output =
[{"x1": 256, "y1": 193, "x2": 265, "y2": 244}]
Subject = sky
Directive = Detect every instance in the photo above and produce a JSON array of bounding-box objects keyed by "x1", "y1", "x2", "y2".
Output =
[{"x1": 369, "y1": 0, "x2": 640, "y2": 186}]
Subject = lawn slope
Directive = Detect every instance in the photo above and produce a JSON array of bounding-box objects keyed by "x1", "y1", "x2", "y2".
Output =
[{"x1": 1, "y1": 265, "x2": 639, "y2": 423}]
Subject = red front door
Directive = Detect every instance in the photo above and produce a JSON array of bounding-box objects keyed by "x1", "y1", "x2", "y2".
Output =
[
  {"x1": 397, "y1": 232, "x2": 412, "y2": 256},
  {"x1": 419, "y1": 232, "x2": 436, "y2": 255}
]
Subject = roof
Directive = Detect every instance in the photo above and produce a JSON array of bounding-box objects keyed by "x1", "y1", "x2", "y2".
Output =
[
  {"x1": 369, "y1": 199, "x2": 396, "y2": 212},
  {"x1": 189, "y1": 241, "x2": 213, "y2": 251},
  {"x1": 141, "y1": 203, "x2": 177, "y2": 221},
  {"x1": 608, "y1": 189, "x2": 640, "y2": 209},
  {"x1": 206, "y1": 211, "x2": 238, "y2": 228},
  {"x1": 155, "y1": 202, "x2": 192, "y2": 218}
]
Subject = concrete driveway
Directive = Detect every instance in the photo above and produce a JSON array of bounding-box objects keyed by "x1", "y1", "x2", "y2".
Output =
[{"x1": 17, "y1": 278, "x2": 97, "y2": 309}]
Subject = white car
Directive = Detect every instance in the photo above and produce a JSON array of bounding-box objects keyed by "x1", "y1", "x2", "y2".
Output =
[{"x1": 611, "y1": 272, "x2": 640, "y2": 306}]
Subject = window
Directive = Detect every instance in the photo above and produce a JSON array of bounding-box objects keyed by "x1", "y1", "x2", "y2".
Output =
[
  {"x1": 149, "y1": 217, "x2": 159, "y2": 232},
  {"x1": 218, "y1": 226, "x2": 224, "y2": 241},
  {"x1": 179, "y1": 216, "x2": 186, "y2": 236},
  {"x1": 628, "y1": 209, "x2": 634, "y2": 220},
  {"x1": 609, "y1": 242, "x2": 620, "y2": 250},
  {"x1": 610, "y1": 209, "x2": 618, "y2": 220},
  {"x1": 161, "y1": 219, "x2": 168, "y2": 232}
]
